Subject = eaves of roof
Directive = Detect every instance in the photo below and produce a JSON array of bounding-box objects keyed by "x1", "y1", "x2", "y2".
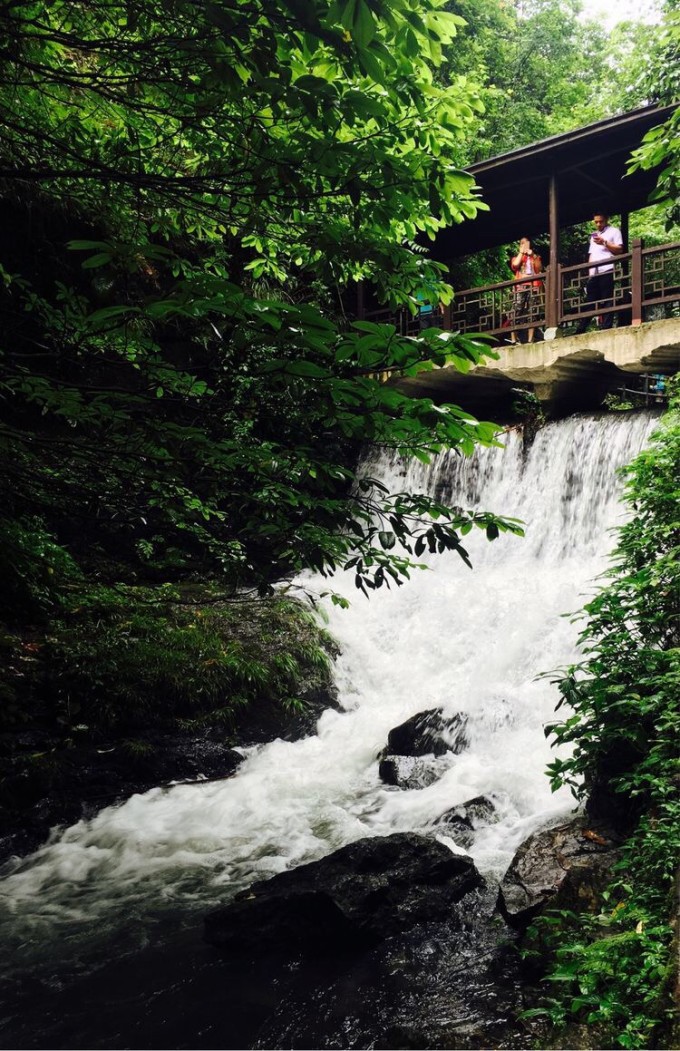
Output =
[{"x1": 434, "y1": 103, "x2": 677, "y2": 258}]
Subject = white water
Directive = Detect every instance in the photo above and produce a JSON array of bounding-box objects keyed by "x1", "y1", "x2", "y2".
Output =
[{"x1": 0, "y1": 412, "x2": 657, "y2": 959}]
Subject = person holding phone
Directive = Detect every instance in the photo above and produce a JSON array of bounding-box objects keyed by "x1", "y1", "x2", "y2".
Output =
[{"x1": 575, "y1": 212, "x2": 624, "y2": 334}]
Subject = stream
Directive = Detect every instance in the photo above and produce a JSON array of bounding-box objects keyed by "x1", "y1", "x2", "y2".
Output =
[{"x1": 0, "y1": 411, "x2": 657, "y2": 1050}]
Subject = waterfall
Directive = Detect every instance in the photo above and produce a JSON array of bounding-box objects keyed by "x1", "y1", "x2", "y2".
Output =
[{"x1": 0, "y1": 412, "x2": 657, "y2": 972}]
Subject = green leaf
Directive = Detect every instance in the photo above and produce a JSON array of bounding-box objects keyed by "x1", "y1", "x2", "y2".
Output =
[
  {"x1": 68, "y1": 240, "x2": 112, "y2": 251},
  {"x1": 357, "y1": 45, "x2": 386, "y2": 82},
  {"x1": 85, "y1": 306, "x2": 138, "y2": 326},
  {"x1": 81, "y1": 253, "x2": 112, "y2": 269},
  {"x1": 353, "y1": 0, "x2": 376, "y2": 47},
  {"x1": 339, "y1": 0, "x2": 357, "y2": 32},
  {"x1": 284, "y1": 361, "x2": 331, "y2": 378}
]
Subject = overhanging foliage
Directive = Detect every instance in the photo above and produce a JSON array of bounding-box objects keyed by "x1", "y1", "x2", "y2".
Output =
[{"x1": 0, "y1": 0, "x2": 525, "y2": 604}]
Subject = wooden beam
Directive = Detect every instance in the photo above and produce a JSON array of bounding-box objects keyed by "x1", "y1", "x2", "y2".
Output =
[
  {"x1": 567, "y1": 163, "x2": 619, "y2": 196},
  {"x1": 547, "y1": 175, "x2": 559, "y2": 328}
]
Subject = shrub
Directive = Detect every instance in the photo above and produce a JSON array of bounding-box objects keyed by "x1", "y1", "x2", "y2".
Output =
[{"x1": 532, "y1": 382, "x2": 680, "y2": 1048}]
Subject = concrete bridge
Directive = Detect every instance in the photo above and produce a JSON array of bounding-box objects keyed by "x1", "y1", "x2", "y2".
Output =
[{"x1": 397, "y1": 318, "x2": 680, "y2": 419}]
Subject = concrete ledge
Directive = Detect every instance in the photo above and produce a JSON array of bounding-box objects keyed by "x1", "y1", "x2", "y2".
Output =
[
  {"x1": 489, "y1": 318, "x2": 680, "y2": 374},
  {"x1": 397, "y1": 318, "x2": 680, "y2": 418}
]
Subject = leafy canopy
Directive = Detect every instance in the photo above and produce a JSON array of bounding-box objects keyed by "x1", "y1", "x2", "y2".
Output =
[
  {"x1": 628, "y1": 6, "x2": 680, "y2": 228},
  {"x1": 0, "y1": 0, "x2": 522, "y2": 605}
]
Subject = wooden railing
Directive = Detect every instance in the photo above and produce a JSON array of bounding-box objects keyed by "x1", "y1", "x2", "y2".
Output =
[
  {"x1": 448, "y1": 272, "x2": 546, "y2": 338},
  {"x1": 360, "y1": 239, "x2": 680, "y2": 339}
]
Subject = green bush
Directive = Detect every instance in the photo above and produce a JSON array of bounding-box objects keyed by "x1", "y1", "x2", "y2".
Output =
[
  {"x1": 1, "y1": 584, "x2": 333, "y2": 734},
  {"x1": 0, "y1": 518, "x2": 80, "y2": 623}
]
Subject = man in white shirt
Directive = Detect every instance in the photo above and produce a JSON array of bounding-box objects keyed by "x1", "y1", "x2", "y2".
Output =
[{"x1": 575, "y1": 213, "x2": 624, "y2": 333}]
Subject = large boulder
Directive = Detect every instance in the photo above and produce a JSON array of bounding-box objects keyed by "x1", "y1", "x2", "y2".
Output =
[
  {"x1": 497, "y1": 817, "x2": 622, "y2": 929},
  {"x1": 384, "y1": 709, "x2": 468, "y2": 758},
  {"x1": 205, "y1": 832, "x2": 483, "y2": 953},
  {"x1": 378, "y1": 709, "x2": 469, "y2": 790}
]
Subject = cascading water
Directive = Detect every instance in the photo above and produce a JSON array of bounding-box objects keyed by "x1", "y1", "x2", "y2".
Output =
[{"x1": 0, "y1": 411, "x2": 658, "y2": 1047}]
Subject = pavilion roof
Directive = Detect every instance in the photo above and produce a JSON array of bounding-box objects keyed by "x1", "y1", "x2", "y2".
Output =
[{"x1": 434, "y1": 103, "x2": 678, "y2": 257}]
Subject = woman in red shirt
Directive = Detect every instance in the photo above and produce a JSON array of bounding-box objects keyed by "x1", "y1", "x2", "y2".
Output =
[{"x1": 508, "y1": 237, "x2": 543, "y2": 345}]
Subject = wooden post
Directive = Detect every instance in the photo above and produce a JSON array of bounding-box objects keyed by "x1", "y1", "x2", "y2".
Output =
[
  {"x1": 545, "y1": 263, "x2": 554, "y2": 330},
  {"x1": 620, "y1": 212, "x2": 631, "y2": 327},
  {"x1": 631, "y1": 238, "x2": 643, "y2": 326},
  {"x1": 546, "y1": 174, "x2": 559, "y2": 328}
]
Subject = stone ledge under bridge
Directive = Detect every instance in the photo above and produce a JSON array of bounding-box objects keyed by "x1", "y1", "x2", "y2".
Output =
[{"x1": 396, "y1": 318, "x2": 680, "y2": 420}]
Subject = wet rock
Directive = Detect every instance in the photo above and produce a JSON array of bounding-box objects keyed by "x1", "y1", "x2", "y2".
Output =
[
  {"x1": 385, "y1": 709, "x2": 468, "y2": 758},
  {"x1": 234, "y1": 679, "x2": 340, "y2": 746},
  {"x1": 0, "y1": 730, "x2": 245, "y2": 864},
  {"x1": 432, "y1": 798, "x2": 495, "y2": 851},
  {"x1": 378, "y1": 710, "x2": 470, "y2": 790},
  {"x1": 1, "y1": 882, "x2": 529, "y2": 1051},
  {"x1": 378, "y1": 755, "x2": 444, "y2": 790},
  {"x1": 249, "y1": 884, "x2": 529, "y2": 1051},
  {"x1": 433, "y1": 814, "x2": 475, "y2": 849},
  {"x1": 436, "y1": 795, "x2": 496, "y2": 829},
  {"x1": 205, "y1": 832, "x2": 483, "y2": 953},
  {"x1": 497, "y1": 817, "x2": 622, "y2": 929}
]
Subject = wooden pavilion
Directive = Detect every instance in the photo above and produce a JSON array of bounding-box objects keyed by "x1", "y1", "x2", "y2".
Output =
[
  {"x1": 435, "y1": 102, "x2": 679, "y2": 334},
  {"x1": 358, "y1": 103, "x2": 680, "y2": 416},
  {"x1": 360, "y1": 103, "x2": 679, "y2": 339}
]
